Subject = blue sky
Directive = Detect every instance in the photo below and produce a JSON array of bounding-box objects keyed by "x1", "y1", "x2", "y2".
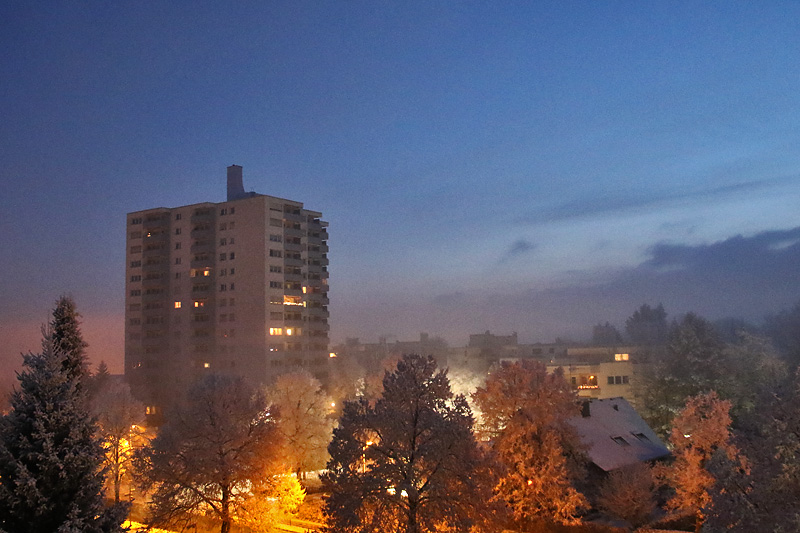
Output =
[{"x1": 2, "y1": 2, "x2": 800, "y2": 374}]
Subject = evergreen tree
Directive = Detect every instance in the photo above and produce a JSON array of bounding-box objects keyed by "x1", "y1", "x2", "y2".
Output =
[
  {"x1": 0, "y1": 296, "x2": 127, "y2": 532},
  {"x1": 625, "y1": 303, "x2": 669, "y2": 346}
]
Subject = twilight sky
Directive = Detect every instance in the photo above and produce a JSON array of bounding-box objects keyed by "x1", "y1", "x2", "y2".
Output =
[{"x1": 2, "y1": 2, "x2": 800, "y2": 375}]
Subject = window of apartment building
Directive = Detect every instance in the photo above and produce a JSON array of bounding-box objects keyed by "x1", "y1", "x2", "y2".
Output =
[
  {"x1": 174, "y1": 301, "x2": 181, "y2": 309},
  {"x1": 220, "y1": 222, "x2": 227, "y2": 231},
  {"x1": 270, "y1": 265, "x2": 282, "y2": 273},
  {"x1": 220, "y1": 238, "x2": 227, "y2": 246},
  {"x1": 269, "y1": 281, "x2": 282, "y2": 288},
  {"x1": 193, "y1": 300, "x2": 206, "y2": 308},
  {"x1": 219, "y1": 253, "x2": 226, "y2": 261},
  {"x1": 270, "y1": 295, "x2": 282, "y2": 304},
  {"x1": 130, "y1": 260, "x2": 141, "y2": 267},
  {"x1": 130, "y1": 275, "x2": 141, "y2": 282},
  {"x1": 130, "y1": 289, "x2": 141, "y2": 296},
  {"x1": 220, "y1": 208, "x2": 228, "y2": 215},
  {"x1": 229, "y1": 252, "x2": 235, "y2": 260},
  {"x1": 270, "y1": 311, "x2": 283, "y2": 320},
  {"x1": 229, "y1": 282, "x2": 235, "y2": 290},
  {"x1": 175, "y1": 242, "x2": 181, "y2": 250},
  {"x1": 270, "y1": 234, "x2": 282, "y2": 242},
  {"x1": 129, "y1": 318, "x2": 141, "y2": 325},
  {"x1": 270, "y1": 218, "x2": 282, "y2": 227},
  {"x1": 269, "y1": 249, "x2": 282, "y2": 258},
  {"x1": 219, "y1": 269, "x2": 226, "y2": 276},
  {"x1": 130, "y1": 231, "x2": 142, "y2": 239},
  {"x1": 270, "y1": 328, "x2": 283, "y2": 335},
  {"x1": 175, "y1": 258, "x2": 182, "y2": 265},
  {"x1": 130, "y1": 246, "x2": 142, "y2": 254},
  {"x1": 220, "y1": 314, "x2": 227, "y2": 322},
  {"x1": 229, "y1": 268, "x2": 235, "y2": 275},
  {"x1": 129, "y1": 303, "x2": 141, "y2": 311},
  {"x1": 175, "y1": 213, "x2": 182, "y2": 220},
  {"x1": 229, "y1": 237, "x2": 235, "y2": 245},
  {"x1": 220, "y1": 284, "x2": 227, "y2": 291},
  {"x1": 611, "y1": 436, "x2": 630, "y2": 446},
  {"x1": 175, "y1": 272, "x2": 181, "y2": 279},
  {"x1": 131, "y1": 218, "x2": 142, "y2": 225},
  {"x1": 229, "y1": 207, "x2": 235, "y2": 214},
  {"x1": 229, "y1": 221, "x2": 235, "y2": 229},
  {"x1": 615, "y1": 353, "x2": 630, "y2": 361}
]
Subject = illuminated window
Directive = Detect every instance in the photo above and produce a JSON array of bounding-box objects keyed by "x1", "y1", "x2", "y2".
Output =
[
  {"x1": 203, "y1": 362, "x2": 210, "y2": 368},
  {"x1": 329, "y1": 352, "x2": 337, "y2": 358},
  {"x1": 283, "y1": 295, "x2": 303, "y2": 306},
  {"x1": 270, "y1": 328, "x2": 283, "y2": 336},
  {"x1": 194, "y1": 300, "x2": 205, "y2": 308},
  {"x1": 615, "y1": 353, "x2": 629, "y2": 361},
  {"x1": 286, "y1": 328, "x2": 293, "y2": 336},
  {"x1": 174, "y1": 301, "x2": 181, "y2": 309}
]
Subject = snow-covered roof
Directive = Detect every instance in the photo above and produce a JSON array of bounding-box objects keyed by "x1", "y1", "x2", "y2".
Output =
[{"x1": 568, "y1": 397, "x2": 669, "y2": 472}]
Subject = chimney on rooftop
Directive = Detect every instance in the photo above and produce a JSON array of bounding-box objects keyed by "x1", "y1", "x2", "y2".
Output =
[{"x1": 227, "y1": 165, "x2": 246, "y2": 201}]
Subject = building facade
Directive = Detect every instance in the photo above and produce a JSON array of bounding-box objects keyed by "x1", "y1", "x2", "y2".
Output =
[{"x1": 125, "y1": 166, "x2": 330, "y2": 420}]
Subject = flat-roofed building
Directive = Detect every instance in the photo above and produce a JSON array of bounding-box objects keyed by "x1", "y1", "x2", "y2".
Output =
[{"x1": 125, "y1": 165, "x2": 329, "y2": 422}]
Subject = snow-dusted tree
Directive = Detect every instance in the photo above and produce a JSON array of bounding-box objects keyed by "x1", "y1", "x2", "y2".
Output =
[
  {"x1": 596, "y1": 462, "x2": 657, "y2": 528},
  {"x1": 135, "y1": 374, "x2": 283, "y2": 533},
  {"x1": 704, "y1": 368, "x2": 800, "y2": 532},
  {"x1": 637, "y1": 313, "x2": 728, "y2": 436},
  {"x1": 473, "y1": 360, "x2": 587, "y2": 526},
  {"x1": 660, "y1": 391, "x2": 742, "y2": 533},
  {"x1": 323, "y1": 354, "x2": 493, "y2": 533},
  {"x1": 0, "y1": 296, "x2": 127, "y2": 532},
  {"x1": 92, "y1": 378, "x2": 145, "y2": 503},
  {"x1": 267, "y1": 370, "x2": 333, "y2": 478}
]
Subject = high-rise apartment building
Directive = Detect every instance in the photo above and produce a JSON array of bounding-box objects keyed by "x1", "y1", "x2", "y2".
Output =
[{"x1": 125, "y1": 166, "x2": 330, "y2": 421}]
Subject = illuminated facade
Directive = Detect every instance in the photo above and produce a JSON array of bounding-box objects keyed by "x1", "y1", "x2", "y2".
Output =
[{"x1": 125, "y1": 165, "x2": 330, "y2": 420}]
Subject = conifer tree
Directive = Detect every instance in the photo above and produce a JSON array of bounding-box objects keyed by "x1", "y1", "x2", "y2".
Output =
[{"x1": 0, "y1": 296, "x2": 127, "y2": 532}]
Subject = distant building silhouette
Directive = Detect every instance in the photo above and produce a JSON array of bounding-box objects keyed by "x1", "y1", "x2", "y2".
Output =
[{"x1": 125, "y1": 166, "x2": 330, "y2": 422}]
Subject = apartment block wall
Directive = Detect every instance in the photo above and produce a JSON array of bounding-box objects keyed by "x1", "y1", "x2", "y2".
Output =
[{"x1": 125, "y1": 174, "x2": 329, "y2": 421}]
